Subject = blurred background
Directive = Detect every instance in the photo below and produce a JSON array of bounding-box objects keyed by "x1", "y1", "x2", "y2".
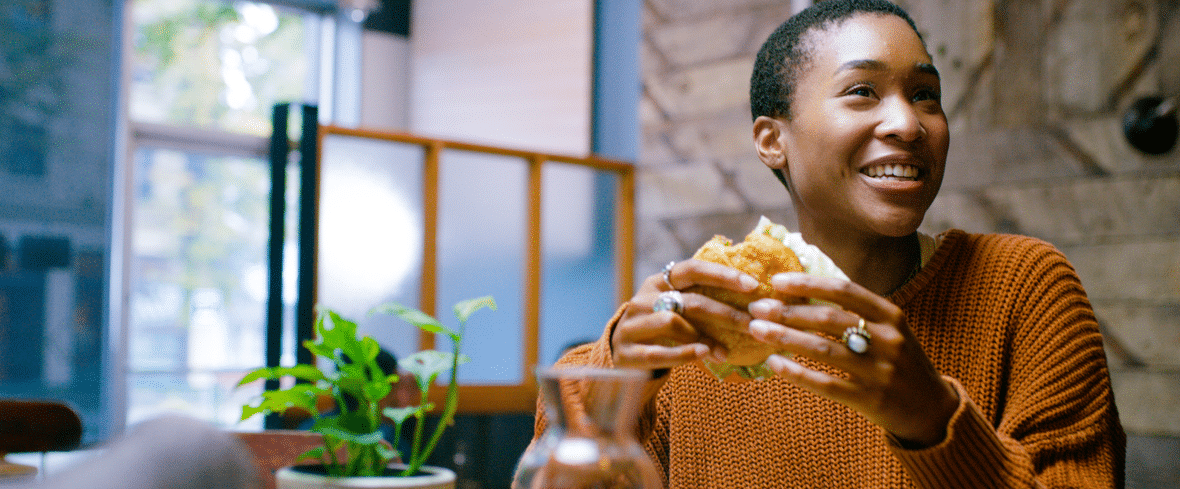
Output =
[{"x1": 0, "y1": 0, "x2": 1176, "y2": 487}]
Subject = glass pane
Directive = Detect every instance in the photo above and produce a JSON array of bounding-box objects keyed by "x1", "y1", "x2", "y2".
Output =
[
  {"x1": 540, "y1": 165, "x2": 618, "y2": 365},
  {"x1": 317, "y1": 135, "x2": 425, "y2": 360},
  {"x1": 438, "y1": 150, "x2": 527, "y2": 385},
  {"x1": 128, "y1": 146, "x2": 273, "y2": 428},
  {"x1": 0, "y1": 0, "x2": 116, "y2": 444},
  {"x1": 129, "y1": 0, "x2": 314, "y2": 136}
]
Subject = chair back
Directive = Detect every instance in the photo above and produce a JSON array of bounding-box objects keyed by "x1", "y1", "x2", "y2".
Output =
[
  {"x1": 0, "y1": 399, "x2": 83, "y2": 454},
  {"x1": 233, "y1": 431, "x2": 326, "y2": 489},
  {"x1": 0, "y1": 399, "x2": 83, "y2": 480}
]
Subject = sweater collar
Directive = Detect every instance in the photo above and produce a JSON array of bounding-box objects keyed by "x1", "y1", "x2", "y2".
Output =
[{"x1": 887, "y1": 229, "x2": 966, "y2": 304}]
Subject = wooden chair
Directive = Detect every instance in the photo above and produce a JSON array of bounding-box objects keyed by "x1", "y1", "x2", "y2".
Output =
[
  {"x1": 233, "y1": 430, "x2": 327, "y2": 489},
  {"x1": 0, "y1": 399, "x2": 83, "y2": 481}
]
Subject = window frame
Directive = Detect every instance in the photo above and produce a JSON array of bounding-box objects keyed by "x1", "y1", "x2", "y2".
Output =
[
  {"x1": 315, "y1": 125, "x2": 635, "y2": 413},
  {"x1": 116, "y1": 0, "x2": 332, "y2": 430}
]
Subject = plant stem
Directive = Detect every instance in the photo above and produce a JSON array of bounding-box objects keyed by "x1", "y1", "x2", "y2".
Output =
[
  {"x1": 407, "y1": 407, "x2": 425, "y2": 471},
  {"x1": 407, "y1": 329, "x2": 463, "y2": 475}
]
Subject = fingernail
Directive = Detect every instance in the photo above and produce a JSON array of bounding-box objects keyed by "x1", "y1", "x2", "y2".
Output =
[
  {"x1": 767, "y1": 354, "x2": 801, "y2": 374},
  {"x1": 749, "y1": 300, "x2": 772, "y2": 316},
  {"x1": 739, "y1": 274, "x2": 760, "y2": 291},
  {"x1": 749, "y1": 320, "x2": 770, "y2": 338},
  {"x1": 711, "y1": 346, "x2": 727, "y2": 362},
  {"x1": 771, "y1": 272, "x2": 800, "y2": 287}
]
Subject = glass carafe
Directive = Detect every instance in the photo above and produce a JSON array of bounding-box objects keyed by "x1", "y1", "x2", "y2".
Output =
[{"x1": 512, "y1": 366, "x2": 661, "y2": 489}]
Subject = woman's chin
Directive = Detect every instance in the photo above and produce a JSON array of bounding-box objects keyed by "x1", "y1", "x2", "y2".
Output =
[{"x1": 866, "y1": 210, "x2": 927, "y2": 238}]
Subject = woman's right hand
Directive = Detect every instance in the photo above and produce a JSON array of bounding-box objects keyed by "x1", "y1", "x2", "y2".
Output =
[{"x1": 611, "y1": 259, "x2": 762, "y2": 376}]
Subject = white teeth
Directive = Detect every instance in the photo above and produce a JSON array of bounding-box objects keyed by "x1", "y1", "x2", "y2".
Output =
[{"x1": 863, "y1": 164, "x2": 919, "y2": 179}]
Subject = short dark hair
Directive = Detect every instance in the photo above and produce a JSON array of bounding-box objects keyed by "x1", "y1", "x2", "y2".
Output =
[
  {"x1": 749, "y1": 0, "x2": 924, "y2": 189},
  {"x1": 750, "y1": 0, "x2": 923, "y2": 122}
]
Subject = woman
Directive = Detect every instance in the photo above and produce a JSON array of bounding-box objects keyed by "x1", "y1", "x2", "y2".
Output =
[{"x1": 532, "y1": 0, "x2": 1125, "y2": 487}]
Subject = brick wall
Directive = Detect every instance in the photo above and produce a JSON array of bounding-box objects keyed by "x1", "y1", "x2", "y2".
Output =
[{"x1": 638, "y1": 0, "x2": 1180, "y2": 448}]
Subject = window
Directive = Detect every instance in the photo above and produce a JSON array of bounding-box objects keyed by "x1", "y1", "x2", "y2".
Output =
[
  {"x1": 124, "y1": 0, "x2": 322, "y2": 428},
  {"x1": 316, "y1": 128, "x2": 634, "y2": 413}
]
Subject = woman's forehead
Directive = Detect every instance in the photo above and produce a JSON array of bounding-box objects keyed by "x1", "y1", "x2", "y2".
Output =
[{"x1": 801, "y1": 14, "x2": 932, "y2": 75}]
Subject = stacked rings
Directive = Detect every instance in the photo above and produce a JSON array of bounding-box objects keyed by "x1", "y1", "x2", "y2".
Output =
[
  {"x1": 842, "y1": 318, "x2": 872, "y2": 354},
  {"x1": 652, "y1": 290, "x2": 685, "y2": 315},
  {"x1": 661, "y1": 261, "x2": 677, "y2": 290}
]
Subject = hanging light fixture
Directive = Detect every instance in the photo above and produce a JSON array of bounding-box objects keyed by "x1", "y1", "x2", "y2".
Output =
[
  {"x1": 1123, "y1": 95, "x2": 1178, "y2": 155},
  {"x1": 338, "y1": 0, "x2": 381, "y2": 23}
]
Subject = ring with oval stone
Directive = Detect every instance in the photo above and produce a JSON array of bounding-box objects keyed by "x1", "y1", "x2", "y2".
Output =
[{"x1": 842, "y1": 317, "x2": 872, "y2": 354}]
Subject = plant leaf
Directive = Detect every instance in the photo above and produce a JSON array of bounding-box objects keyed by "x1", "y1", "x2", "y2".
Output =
[
  {"x1": 453, "y1": 296, "x2": 497, "y2": 324},
  {"x1": 239, "y1": 381, "x2": 324, "y2": 421},
  {"x1": 401, "y1": 350, "x2": 455, "y2": 392},
  {"x1": 363, "y1": 380, "x2": 392, "y2": 403},
  {"x1": 294, "y1": 447, "x2": 325, "y2": 465},
  {"x1": 383, "y1": 406, "x2": 419, "y2": 425},
  {"x1": 236, "y1": 365, "x2": 325, "y2": 387},
  {"x1": 373, "y1": 443, "x2": 398, "y2": 464},
  {"x1": 371, "y1": 302, "x2": 456, "y2": 337},
  {"x1": 316, "y1": 424, "x2": 384, "y2": 446}
]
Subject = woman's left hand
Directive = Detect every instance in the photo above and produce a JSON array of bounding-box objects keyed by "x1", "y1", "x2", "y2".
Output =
[{"x1": 747, "y1": 272, "x2": 959, "y2": 448}]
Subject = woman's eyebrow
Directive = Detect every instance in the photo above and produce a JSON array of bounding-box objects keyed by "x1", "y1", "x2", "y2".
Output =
[
  {"x1": 917, "y1": 63, "x2": 940, "y2": 79},
  {"x1": 833, "y1": 59, "x2": 942, "y2": 80},
  {"x1": 834, "y1": 59, "x2": 887, "y2": 75}
]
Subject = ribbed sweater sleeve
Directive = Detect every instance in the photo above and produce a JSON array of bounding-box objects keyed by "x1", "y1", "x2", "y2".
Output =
[{"x1": 889, "y1": 234, "x2": 1124, "y2": 488}]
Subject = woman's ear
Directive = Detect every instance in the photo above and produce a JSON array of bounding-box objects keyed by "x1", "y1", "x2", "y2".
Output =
[{"x1": 753, "y1": 115, "x2": 788, "y2": 170}]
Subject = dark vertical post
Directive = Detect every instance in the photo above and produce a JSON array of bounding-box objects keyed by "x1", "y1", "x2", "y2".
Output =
[
  {"x1": 264, "y1": 103, "x2": 289, "y2": 429},
  {"x1": 295, "y1": 105, "x2": 319, "y2": 366}
]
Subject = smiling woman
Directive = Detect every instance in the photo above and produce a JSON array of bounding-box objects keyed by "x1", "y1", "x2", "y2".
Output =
[{"x1": 527, "y1": 1, "x2": 1126, "y2": 487}]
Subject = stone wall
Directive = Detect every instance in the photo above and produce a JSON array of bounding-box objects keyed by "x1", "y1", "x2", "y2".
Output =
[{"x1": 638, "y1": 0, "x2": 1180, "y2": 449}]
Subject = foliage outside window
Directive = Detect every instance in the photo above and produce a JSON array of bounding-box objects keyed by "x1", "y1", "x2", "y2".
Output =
[{"x1": 130, "y1": 0, "x2": 311, "y2": 136}]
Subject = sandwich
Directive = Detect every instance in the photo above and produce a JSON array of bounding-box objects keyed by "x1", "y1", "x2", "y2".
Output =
[{"x1": 687, "y1": 217, "x2": 847, "y2": 381}]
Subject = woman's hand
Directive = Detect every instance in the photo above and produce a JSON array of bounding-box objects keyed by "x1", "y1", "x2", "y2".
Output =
[
  {"x1": 612, "y1": 260, "x2": 761, "y2": 376},
  {"x1": 747, "y1": 272, "x2": 959, "y2": 448}
]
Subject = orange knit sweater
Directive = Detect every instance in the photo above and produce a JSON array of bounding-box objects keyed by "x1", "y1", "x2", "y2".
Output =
[{"x1": 533, "y1": 230, "x2": 1125, "y2": 488}]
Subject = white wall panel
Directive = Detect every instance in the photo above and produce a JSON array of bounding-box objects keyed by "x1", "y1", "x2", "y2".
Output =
[{"x1": 409, "y1": 0, "x2": 593, "y2": 155}]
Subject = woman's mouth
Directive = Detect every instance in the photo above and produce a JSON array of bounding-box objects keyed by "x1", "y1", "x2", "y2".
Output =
[{"x1": 861, "y1": 164, "x2": 920, "y2": 181}]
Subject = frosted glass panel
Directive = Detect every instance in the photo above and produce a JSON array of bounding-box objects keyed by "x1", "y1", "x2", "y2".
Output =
[
  {"x1": 318, "y1": 135, "x2": 424, "y2": 361},
  {"x1": 437, "y1": 150, "x2": 526, "y2": 385},
  {"x1": 540, "y1": 165, "x2": 618, "y2": 365}
]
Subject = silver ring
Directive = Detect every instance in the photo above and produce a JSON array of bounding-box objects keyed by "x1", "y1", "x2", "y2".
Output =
[
  {"x1": 842, "y1": 317, "x2": 871, "y2": 354},
  {"x1": 661, "y1": 261, "x2": 677, "y2": 290},
  {"x1": 652, "y1": 290, "x2": 684, "y2": 315}
]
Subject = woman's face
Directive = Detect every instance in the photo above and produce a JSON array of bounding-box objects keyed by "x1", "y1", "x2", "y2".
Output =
[{"x1": 766, "y1": 13, "x2": 948, "y2": 240}]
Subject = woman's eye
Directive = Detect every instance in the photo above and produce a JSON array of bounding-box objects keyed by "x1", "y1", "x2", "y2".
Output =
[
  {"x1": 849, "y1": 86, "x2": 874, "y2": 97},
  {"x1": 913, "y1": 88, "x2": 941, "y2": 103}
]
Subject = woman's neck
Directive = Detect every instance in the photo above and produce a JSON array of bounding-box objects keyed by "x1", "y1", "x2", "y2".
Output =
[{"x1": 801, "y1": 226, "x2": 920, "y2": 296}]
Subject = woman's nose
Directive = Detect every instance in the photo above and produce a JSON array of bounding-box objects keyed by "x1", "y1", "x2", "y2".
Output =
[{"x1": 876, "y1": 97, "x2": 926, "y2": 142}]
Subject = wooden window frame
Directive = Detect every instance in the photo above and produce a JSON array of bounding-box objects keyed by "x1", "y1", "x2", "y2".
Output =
[{"x1": 316, "y1": 125, "x2": 634, "y2": 413}]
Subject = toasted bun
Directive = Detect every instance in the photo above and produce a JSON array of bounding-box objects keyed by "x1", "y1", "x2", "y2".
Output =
[{"x1": 685, "y1": 230, "x2": 805, "y2": 366}]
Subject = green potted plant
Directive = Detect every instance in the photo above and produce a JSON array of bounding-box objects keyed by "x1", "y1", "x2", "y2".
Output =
[{"x1": 238, "y1": 296, "x2": 496, "y2": 489}]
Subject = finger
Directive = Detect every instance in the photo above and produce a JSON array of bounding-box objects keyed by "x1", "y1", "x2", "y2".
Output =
[
  {"x1": 765, "y1": 354, "x2": 861, "y2": 404},
  {"x1": 615, "y1": 342, "x2": 709, "y2": 370},
  {"x1": 749, "y1": 299, "x2": 859, "y2": 338},
  {"x1": 749, "y1": 318, "x2": 877, "y2": 376},
  {"x1": 679, "y1": 292, "x2": 753, "y2": 335},
  {"x1": 617, "y1": 308, "x2": 704, "y2": 346},
  {"x1": 770, "y1": 272, "x2": 895, "y2": 322},
  {"x1": 667, "y1": 259, "x2": 760, "y2": 293}
]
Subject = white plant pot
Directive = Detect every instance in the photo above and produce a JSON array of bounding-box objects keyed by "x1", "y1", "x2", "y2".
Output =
[{"x1": 275, "y1": 464, "x2": 456, "y2": 489}]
